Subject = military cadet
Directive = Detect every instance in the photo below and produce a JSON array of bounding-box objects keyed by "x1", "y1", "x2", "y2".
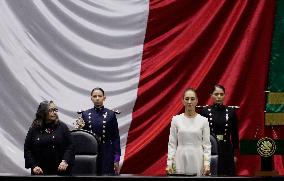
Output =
[
  {"x1": 200, "y1": 85, "x2": 239, "y2": 176},
  {"x1": 75, "y1": 87, "x2": 121, "y2": 175}
]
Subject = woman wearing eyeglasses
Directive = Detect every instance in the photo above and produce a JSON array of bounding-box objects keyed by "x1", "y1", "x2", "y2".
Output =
[{"x1": 24, "y1": 101, "x2": 74, "y2": 175}]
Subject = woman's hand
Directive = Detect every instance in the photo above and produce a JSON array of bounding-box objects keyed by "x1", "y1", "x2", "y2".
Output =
[
  {"x1": 33, "y1": 166, "x2": 43, "y2": 175},
  {"x1": 165, "y1": 166, "x2": 174, "y2": 175},
  {"x1": 114, "y1": 162, "x2": 120, "y2": 175},
  {"x1": 58, "y1": 160, "x2": 68, "y2": 172},
  {"x1": 234, "y1": 149, "x2": 239, "y2": 163},
  {"x1": 203, "y1": 165, "x2": 210, "y2": 176},
  {"x1": 234, "y1": 156, "x2": 237, "y2": 163}
]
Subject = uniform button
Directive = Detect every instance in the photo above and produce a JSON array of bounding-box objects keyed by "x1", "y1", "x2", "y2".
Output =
[
  {"x1": 52, "y1": 136, "x2": 55, "y2": 139},
  {"x1": 211, "y1": 128, "x2": 214, "y2": 131},
  {"x1": 225, "y1": 129, "x2": 227, "y2": 131},
  {"x1": 210, "y1": 123, "x2": 212, "y2": 125},
  {"x1": 224, "y1": 133, "x2": 227, "y2": 135},
  {"x1": 224, "y1": 140, "x2": 227, "y2": 142},
  {"x1": 88, "y1": 121, "x2": 91, "y2": 123},
  {"x1": 103, "y1": 141, "x2": 105, "y2": 143},
  {"x1": 88, "y1": 116, "x2": 91, "y2": 119},
  {"x1": 103, "y1": 121, "x2": 106, "y2": 123},
  {"x1": 103, "y1": 130, "x2": 105, "y2": 133},
  {"x1": 89, "y1": 125, "x2": 92, "y2": 128},
  {"x1": 37, "y1": 138, "x2": 40, "y2": 141},
  {"x1": 209, "y1": 118, "x2": 212, "y2": 120},
  {"x1": 225, "y1": 124, "x2": 228, "y2": 126},
  {"x1": 103, "y1": 135, "x2": 105, "y2": 138},
  {"x1": 52, "y1": 146, "x2": 55, "y2": 148},
  {"x1": 103, "y1": 125, "x2": 105, "y2": 128}
]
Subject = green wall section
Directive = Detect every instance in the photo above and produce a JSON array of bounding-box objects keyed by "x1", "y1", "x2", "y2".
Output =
[
  {"x1": 266, "y1": 0, "x2": 284, "y2": 116},
  {"x1": 268, "y1": 0, "x2": 284, "y2": 91}
]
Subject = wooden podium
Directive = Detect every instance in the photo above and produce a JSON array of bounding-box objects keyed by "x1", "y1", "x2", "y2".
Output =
[{"x1": 240, "y1": 138, "x2": 284, "y2": 176}]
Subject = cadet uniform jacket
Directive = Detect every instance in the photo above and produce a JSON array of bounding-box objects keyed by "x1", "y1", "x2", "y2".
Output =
[
  {"x1": 200, "y1": 104, "x2": 239, "y2": 175},
  {"x1": 82, "y1": 106, "x2": 120, "y2": 175}
]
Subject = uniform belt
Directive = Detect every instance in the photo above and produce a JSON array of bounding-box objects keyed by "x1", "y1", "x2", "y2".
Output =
[
  {"x1": 216, "y1": 134, "x2": 230, "y2": 142},
  {"x1": 216, "y1": 134, "x2": 224, "y2": 141}
]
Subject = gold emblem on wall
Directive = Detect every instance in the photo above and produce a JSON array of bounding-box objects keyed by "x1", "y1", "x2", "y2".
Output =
[{"x1": 257, "y1": 137, "x2": 276, "y2": 157}]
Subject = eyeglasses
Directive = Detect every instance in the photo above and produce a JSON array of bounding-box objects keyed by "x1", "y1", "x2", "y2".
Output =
[{"x1": 48, "y1": 108, "x2": 58, "y2": 113}]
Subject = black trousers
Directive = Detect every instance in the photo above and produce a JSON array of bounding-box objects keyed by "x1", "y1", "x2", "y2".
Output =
[{"x1": 217, "y1": 141, "x2": 235, "y2": 176}]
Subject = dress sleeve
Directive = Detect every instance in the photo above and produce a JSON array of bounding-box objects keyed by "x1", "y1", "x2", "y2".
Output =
[
  {"x1": 110, "y1": 112, "x2": 121, "y2": 163},
  {"x1": 167, "y1": 117, "x2": 178, "y2": 167},
  {"x1": 202, "y1": 118, "x2": 211, "y2": 166},
  {"x1": 61, "y1": 123, "x2": 75, "y2": 165},
  {"x1": 24, "y1": 127, "x2": 37, "y2": 169}
]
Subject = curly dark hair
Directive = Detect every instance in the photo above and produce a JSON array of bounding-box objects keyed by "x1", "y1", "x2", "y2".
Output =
[{"x1": 31, "y1": 100, "x2": 57, "y2": 129}]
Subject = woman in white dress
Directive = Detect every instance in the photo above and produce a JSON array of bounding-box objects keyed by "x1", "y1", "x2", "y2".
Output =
[{"x1": 166, "y1": 88, "x2": 211, "y2": 176}]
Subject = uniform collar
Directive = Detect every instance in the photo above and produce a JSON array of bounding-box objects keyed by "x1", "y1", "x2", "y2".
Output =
[
  {"x1": 94, "y1": 106, "x2": 104, "y2": 112},
  {"x1": 212, "y1": 104, "x2": 225, "y2": 109}
]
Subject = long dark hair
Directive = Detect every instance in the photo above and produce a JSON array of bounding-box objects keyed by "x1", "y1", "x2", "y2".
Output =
[{"x1": 31, "y1": 101, "x2": 57, "y2": 129}]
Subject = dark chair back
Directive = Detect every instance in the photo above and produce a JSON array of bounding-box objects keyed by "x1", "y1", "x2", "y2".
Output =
[
  {"x1": 210, "y1": 133, "x2": 219, "y2": 176},
  {"x1": 70, "y1": 129, "x2": 99, "y2": 175}
]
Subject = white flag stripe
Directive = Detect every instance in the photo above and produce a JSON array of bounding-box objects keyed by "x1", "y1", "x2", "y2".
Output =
[{"x1": 0, "y1": 0, "x2": 149, "y2": 174}]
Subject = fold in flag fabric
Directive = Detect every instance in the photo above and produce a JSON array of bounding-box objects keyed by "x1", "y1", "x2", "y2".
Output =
[
  {"x1": 0, "y1": 0, "x2": 149, "y2": 174},
  {"x1": 0, "y1": 0, "x2": 283, "y2": 176}
]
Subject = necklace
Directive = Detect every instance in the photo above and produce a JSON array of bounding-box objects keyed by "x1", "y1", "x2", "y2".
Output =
[{"x1": 44, "y1": 128, "x2": 53, "y2": 134}]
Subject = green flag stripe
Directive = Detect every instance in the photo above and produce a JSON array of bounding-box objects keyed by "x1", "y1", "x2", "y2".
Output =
[
  {"x1": 267, "y1": 0, "x2": 284, "y2": 91},
  {"x1": 266, "y1": 0, "x2": 284, "y2": 124}
]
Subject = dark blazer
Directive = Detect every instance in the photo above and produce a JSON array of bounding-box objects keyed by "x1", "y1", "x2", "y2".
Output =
[
  {"x1": 24, "y1": 121, "x2": 74, "y2": 175},
  {"x1": 82, "y1": 107, "x2": 121, "y2": 175}
]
